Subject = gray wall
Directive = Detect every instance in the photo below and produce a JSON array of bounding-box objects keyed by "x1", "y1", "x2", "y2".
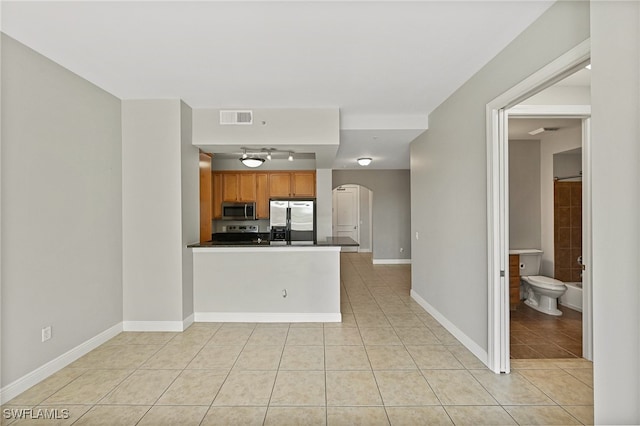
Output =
[
  {"x1": 333, "y1": 170, "x2": 410, "y2": 261},
  {"x1": 1, "y1": 35, "x2": 123, "y2": 385},
  {"x1": 521, "y1": 86, "x2": 590, "y2": 106},
  {"x1": 410, "y1": 1, "x2": 589, "y2": 353},
  {"x1": 591, "y1": 1, "x2": 640, "y2": 422},
  {"x1": 359, "y1": 187, "x2": 372, "y2": 252},
  {"x1": 315, "y1": 169, "x2": 333, "y2": 241},
  {"x1": 509, "y1": 140, "x2": 541, "y2": 249},
  {"x1": 122, "y1": 100, "x2": 185, "y2": 325},
  {"x1": 180, "y1": 101, "x2": 198, "y2": 321}
]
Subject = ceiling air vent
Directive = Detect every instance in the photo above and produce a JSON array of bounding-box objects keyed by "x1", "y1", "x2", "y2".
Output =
[
  {"x1": 528, "y1": 127, "x2": 560, "y2": 136},
  {"x1": 220, "y1": 110, "x2": 253, "y2": 125}
]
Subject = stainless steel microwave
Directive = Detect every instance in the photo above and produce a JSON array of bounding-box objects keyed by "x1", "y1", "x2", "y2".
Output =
[{"x1": 221, "y1": 202, "x2": 256, "y2": 220}]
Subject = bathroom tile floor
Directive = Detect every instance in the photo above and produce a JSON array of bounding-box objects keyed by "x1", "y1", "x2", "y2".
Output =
[
  {"x1": 3, "y1": 253, "x2": 593, "y2": 425},
  {"x1": 510, "y1": 301, "x2": 583, "y2": 359}
]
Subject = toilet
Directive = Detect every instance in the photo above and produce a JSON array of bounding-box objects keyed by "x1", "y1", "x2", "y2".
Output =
[{"x1": 516, "y1": 249, "x2": 567, "y2": 316}]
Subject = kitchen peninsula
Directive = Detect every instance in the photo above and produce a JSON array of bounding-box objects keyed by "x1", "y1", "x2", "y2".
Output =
[{"x1": 188, "y1": 237, "x2": 358, "y2": 323}]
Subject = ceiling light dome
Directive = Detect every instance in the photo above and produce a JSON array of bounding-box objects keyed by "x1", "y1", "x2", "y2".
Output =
[
  {"x1": 240, "y1": 157, "x2": 265, "y2": 168},
  {"x1": 357, "y1": 157, "x2": 372, "y2": 166}
]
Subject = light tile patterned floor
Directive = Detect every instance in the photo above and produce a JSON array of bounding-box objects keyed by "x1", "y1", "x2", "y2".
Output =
[{"x1": 3, "y1": 252, "x2": 593, "y2": 425}]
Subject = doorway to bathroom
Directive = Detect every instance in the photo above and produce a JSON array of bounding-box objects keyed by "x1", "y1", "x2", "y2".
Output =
[
  {"x1": 508, "y1": 118, "x2": 585, "y2": 359},
  {"x1": 485, "y1": 39, "x2": 592, "y2": 373}
]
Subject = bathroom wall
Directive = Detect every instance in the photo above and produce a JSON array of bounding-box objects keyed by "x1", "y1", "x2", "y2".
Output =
[
  {"x1": 539, "y1": 126, "x2": 582, "y2": 276},
  {"x1": 509, "y1": 139, "x2": 541, "y2": 249},
  {"x1": 553, "y1": 149, "x2": 582, "y2": 179}
]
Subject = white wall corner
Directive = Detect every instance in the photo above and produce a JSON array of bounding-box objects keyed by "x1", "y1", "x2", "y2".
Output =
[
  {"x1": 183, "y1": 314, "x2": 195, "y2": 330},
  {"x1": 0, "y1": 323, "x2": 123, "y2": 404},
  {"x1": 410, "y1": 289, "x2": 488, "y2": 366}
]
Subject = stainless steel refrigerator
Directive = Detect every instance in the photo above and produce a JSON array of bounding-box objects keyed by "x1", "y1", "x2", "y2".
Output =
[{"x1": 269, "y1": 199, "x2": 316, "y2": 244}]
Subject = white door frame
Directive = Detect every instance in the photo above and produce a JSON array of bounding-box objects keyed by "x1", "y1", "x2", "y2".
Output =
[
  {"x1": 485, "y1": 39, "x2": 591, "y2": 373},
  {"x1": 332, "y1": 185, "x2": 360, "y2": 249}
]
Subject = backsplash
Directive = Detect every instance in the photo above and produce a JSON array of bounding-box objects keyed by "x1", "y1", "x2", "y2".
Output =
[{"x1": 554, "y1": 181, "x2": 582, "y2": 282}]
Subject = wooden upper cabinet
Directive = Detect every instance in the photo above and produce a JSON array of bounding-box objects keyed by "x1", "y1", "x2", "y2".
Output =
[
  {"x1": 212, "y1": 172, "x2": 222, "y2": 219},
  {"x1": 221, "y1": 172, "x2": 256, "y2": 202},
  {"x1": 211, "y1": 170, "x2": 315, "y2": 220},
  {"x1": 292, "y1": 172, "x2": 316, "y2": 197},
  {"x1": 199, "y1": 153, "x2": 212, "y2": 242},
  {"x1": 269, "y1": 172, "x2": 292, "y2": 198},
  {"x1": 268, "y1": 171, "x2": 316, "y2": 198},
  {"x1": 255, "y1": 173, "x2": 269, "y2": 219},
  {"x1": 222, "y1": 173, "x2": 238, "y2": 201},
  {"x1": 238, "y1": 173, "x2": 256, "y2": 201}
]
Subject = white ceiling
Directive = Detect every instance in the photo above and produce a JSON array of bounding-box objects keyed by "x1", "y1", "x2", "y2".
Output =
[
  {"x1": 509, "y1": 118, "x2": 583, "y2": 140},
  {"x1": 2, "y1": 1, "x2": 556, "y2": 169}
]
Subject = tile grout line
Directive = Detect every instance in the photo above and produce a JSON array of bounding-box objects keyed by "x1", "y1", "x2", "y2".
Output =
[{"x1": 262, "y1": 323, "x2": 291, "y2": 425}]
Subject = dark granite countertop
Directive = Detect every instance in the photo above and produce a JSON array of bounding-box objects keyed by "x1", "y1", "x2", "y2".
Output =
[{"x1": 188, "y1": 236, "x2": 358, "y2": 248}]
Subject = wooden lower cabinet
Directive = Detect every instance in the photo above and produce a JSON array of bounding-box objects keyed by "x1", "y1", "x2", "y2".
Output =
[{"x1": 509, "y1": 254, "x2": 520, "y2": 310}]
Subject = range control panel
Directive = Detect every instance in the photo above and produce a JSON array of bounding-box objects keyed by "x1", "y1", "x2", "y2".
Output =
[{"x1": 224, "y1": 225, "x2": 259, "y2": 233}]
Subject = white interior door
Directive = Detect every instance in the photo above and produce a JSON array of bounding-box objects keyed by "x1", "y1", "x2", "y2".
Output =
[{"x1": 333, "y1": 185, "x2": 359, "y2": 252}]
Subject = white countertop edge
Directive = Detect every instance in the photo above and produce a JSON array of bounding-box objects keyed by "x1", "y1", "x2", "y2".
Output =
[{"x1": 192, "y1": 246, "x2": 342, "y2": 253}]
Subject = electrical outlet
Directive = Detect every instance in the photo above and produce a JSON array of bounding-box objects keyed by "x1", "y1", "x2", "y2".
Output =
[
  {"x1": 415, "y1": 231, "x2": 419, "y2": 240},
  {"x1": 400, "y1": 247, "x2": 404, "y2": 253},
  {"x1": 42, "y1": 326, "x2": 52, "y2": 342}
]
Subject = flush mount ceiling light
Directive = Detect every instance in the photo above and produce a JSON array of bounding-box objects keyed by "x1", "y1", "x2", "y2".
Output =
[
  {"x1": 239, "y1": 157, "x2": 265, "y2": 168},
  {"x1": 357, "y1": 158, "x2": 372, "y2": 166}
]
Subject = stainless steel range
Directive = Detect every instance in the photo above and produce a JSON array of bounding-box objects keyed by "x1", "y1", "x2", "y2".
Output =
[{"x1": 212, "y1": 225, "x2": 267, "y2": 244}]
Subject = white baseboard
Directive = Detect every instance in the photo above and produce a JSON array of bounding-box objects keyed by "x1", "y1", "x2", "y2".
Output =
[
  {"x1": 194, "y1": 312, "x2": 341, "y2": 323},
  {"x1": 410, "y1": 289, "x2": 488, "y2": 366},
  {"x1": 0, "y1": 322, "x2": 123, "y2": 404},
  {"x1": 122, "y1": 320, "x2": 186, "y2": 332},
  {"x1": 372, "y1": 258, "x2": 411, "y2": 265}
]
